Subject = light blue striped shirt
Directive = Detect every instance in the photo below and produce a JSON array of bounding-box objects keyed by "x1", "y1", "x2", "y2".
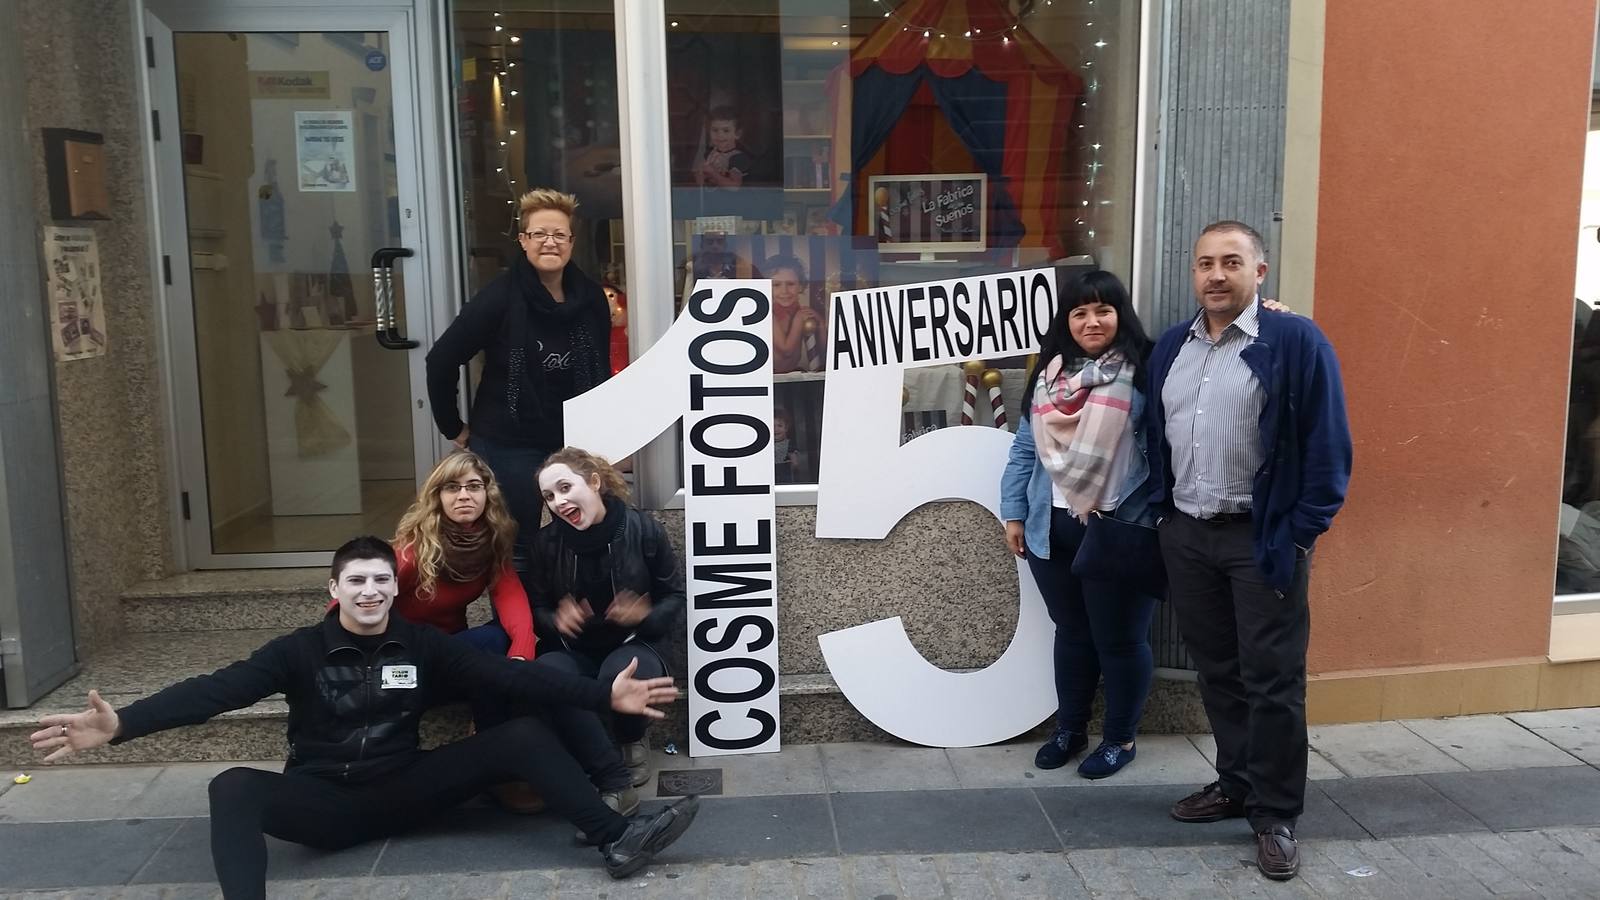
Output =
[{"x1": 1162, "y1": 298, "x2": 1266, "y2": 518}]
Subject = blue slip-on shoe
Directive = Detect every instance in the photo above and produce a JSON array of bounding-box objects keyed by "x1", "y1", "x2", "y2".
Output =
[
  {"x1": 1077, "y1": 740, "x2": 1136, "y2": 779},
  {"x1": 1034, "y1": 727, "x2": 1089, "y2": 770}
]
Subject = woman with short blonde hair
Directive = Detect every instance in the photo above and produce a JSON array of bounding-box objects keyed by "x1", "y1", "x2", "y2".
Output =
[{"x1": 424, "y1": 187, "x2": 612, "y2": 584}]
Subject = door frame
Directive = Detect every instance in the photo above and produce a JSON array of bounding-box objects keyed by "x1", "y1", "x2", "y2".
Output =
[{"x1": 143, "y1": 0, "x2": 459, "y2": 568}]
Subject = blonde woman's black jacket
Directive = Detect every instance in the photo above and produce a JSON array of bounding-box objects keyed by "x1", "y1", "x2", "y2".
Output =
[{"x1": 111, "y1": 610, "x2": 610, "y2": 782}]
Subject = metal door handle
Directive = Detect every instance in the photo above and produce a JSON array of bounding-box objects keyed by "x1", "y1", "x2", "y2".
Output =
[{"x1": 370, "y1": 247, "x2": 419, "y2": 349}]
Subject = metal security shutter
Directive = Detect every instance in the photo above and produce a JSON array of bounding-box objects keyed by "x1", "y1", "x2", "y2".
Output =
[
  {"x1": 1151, "y1": 0, "x2": 1289, "y2": 332},
  {"x1": 1147, "y1": 0, "x2": 1290, "y2": 673}
]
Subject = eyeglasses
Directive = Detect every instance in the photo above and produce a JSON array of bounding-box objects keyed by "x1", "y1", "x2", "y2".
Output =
[
  {"x1": 520, "y1": 230, "x2": 572, "y2": 245},
  {"x1": 441, "y1": 480, "x2": 487, "y2": 495}
]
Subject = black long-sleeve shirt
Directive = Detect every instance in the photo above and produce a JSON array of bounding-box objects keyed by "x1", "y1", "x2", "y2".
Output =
[
  {"x1": 425, "y1": 259, "x2": 610, "y2": 449},
  {"x1": 113, "y1": 612, "x2": 610, "y2": 781}
]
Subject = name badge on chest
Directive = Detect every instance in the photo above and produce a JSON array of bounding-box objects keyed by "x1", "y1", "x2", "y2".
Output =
[{"x1": 380, "y1": 664, "x2": 419, "y2": 689}]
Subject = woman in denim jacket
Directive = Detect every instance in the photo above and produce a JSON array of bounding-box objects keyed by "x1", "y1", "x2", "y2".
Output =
[{"x1": 1000, "y1": 270, "x2": 1159, "y2": 780}]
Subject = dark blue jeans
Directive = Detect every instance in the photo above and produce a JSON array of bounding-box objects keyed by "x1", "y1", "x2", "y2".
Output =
[
  {"x1": 1026, "y1": 508, "x2": 1158, "y2": 744},
  {"x1": 465, "y1": 434, "x2": 550, "y2": 586}
]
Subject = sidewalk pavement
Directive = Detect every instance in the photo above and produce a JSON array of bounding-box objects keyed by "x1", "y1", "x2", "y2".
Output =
[{"x1": 1, "y1": 708, "x2": 1598, "y2": 898}]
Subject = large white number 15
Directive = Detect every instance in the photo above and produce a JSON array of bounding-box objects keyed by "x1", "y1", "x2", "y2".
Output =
[{"x1": 814, "y1": 359, "x2": 1054, "y2": 748}]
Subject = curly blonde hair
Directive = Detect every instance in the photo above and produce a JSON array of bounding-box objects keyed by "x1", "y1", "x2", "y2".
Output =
[
  {"x1": 393, "y1": 451, "x2": 518, "y2": 601},
  {"x1": 538, "y1": 447, "x2": 630, "y2": 502},
  {"x1": 518, "y1": 188, "x2": 579, "y2": 233}
]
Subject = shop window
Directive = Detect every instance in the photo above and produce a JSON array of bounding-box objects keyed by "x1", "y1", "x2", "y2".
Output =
[
  {"x1": 662, "y1": 0, "x2": 1141, "y2": 487},
  {"x1": 1558, "y1": 21, "x2": 1600, "y2": 595},
  {"x1": 453, "y1": 4, "x2": 626, "y2": 318}
]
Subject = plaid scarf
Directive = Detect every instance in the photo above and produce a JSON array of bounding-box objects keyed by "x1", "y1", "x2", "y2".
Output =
[{"x1": 1030, "y1": 350, "x2": 1136, "y2": 517}]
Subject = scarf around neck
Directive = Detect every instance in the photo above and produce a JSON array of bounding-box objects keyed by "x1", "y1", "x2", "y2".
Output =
[
  {"x1": 440, "y1": 518, "x2": 495, "y2": 585},
  {"x1": 505, "y1": 255, "x2": 604, "y2": 413},
  {"x1": 1030, "y1": 350, "x2": 1136, "y2": 517}
]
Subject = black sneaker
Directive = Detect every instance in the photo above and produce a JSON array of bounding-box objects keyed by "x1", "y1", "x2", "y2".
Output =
[
  {"x1": 1035, "y1": 727, "x2": 1088, "y2": 769},
  {"x1": 600, "y1": 795, "x2": 701, "y2": 879}
]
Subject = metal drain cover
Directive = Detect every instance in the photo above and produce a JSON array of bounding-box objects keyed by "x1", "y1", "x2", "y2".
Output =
[{"x1": 655, "y1": 768, "x2": 723, "y2": 797}]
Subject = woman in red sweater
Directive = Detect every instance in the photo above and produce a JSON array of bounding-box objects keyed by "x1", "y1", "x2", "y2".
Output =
[
  {"x1": 387, "y1": 451, "x2": 638, "y2": 815},
  {"x1": 391, "y1": 450, "x2": 535, "y2": 660}
]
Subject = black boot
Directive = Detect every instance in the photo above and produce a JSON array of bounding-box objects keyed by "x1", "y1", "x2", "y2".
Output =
[{"x1": 600, "y1": 795, "x2": 701, "y2": 878}]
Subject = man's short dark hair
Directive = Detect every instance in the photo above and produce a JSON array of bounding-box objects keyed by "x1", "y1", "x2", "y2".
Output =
[
  {"x1": 1199, "y1": 220, "x2": 1266, "y2": 261},
  {"x1": 330, "y1": 536, "x2": 397, "y2": 582}
]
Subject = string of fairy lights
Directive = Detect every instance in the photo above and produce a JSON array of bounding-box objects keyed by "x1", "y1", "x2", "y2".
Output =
[{"x1": 488, "y1": 4, "x2": 522, "y2": 238}]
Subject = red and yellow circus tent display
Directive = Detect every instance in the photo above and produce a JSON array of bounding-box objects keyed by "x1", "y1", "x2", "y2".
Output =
[{"x1": 827, "y1": 0, "x2": 1083, "y2": 256}]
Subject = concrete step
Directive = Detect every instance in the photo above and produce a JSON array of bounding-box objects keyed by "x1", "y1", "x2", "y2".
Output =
[
  {"x1": 121, "y1": 569, "x2": 329, "y2": 633},
  {"x1": 0, "y1": 629, "x2": 1208, "y2": 768}
]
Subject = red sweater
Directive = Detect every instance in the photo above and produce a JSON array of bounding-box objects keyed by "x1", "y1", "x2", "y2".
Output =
[{"x1": 330, "y1": 545, "x2": 536, "y2": 659}]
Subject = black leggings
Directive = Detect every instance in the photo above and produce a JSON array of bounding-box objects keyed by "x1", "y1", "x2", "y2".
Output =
[
  {"x1": 537, "y1": 643, "x2": 667, "y2": 743},
  {"x1": 206, "y1": 717, "x2": 627, "y2": 900}
]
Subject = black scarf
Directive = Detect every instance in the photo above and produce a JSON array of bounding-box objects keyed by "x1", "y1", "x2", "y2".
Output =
[
  {"x1": 503, "y1": 255, "x2": 604, "y2": 421},
  {"x1": 554, "y1": 495, "x2": 627, "y2": 555}
]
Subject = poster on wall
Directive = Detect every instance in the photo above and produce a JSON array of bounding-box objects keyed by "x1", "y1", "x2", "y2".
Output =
[
  {"x1": 295, "y1": 110, "x2": 356, "y2": 192},
  {"x1": 43, "y1": 226, "x2": 108, "y2": 362}
]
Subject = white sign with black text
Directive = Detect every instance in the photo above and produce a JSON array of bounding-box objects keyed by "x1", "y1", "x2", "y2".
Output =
[
  {"x1": 816, "y1": 268, "x2": 1059, "y2": 747},
  {"x1": 564, "y1": 279, "x2": 780, "y2": 757}
]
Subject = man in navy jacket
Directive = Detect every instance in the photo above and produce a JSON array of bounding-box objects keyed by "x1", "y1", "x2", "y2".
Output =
[{"x1": 1147, "y1": 221, "x2": 1352, "y2": 882}]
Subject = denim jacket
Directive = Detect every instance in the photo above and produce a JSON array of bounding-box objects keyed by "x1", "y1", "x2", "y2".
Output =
[{"x1": 1000, "y1": 387, "x2": 1156, "y2": 560}]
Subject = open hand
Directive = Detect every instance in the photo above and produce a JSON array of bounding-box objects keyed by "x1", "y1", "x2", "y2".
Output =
[
  {"x1": 1261, "y1": 297, "x2": 1295, "y2": 314},
  {"x1": 606, "y1": 590, "x2": 652, "y2": 628},
  {"x1": 609, "y1": 657, "x2": 678, "y2": 719},
  {"x1": 555, "y1": 595, "x2": 593, "y2": 638},
  {"x1": 30, "y1": 690, "x2": 119, "y2": 763}
]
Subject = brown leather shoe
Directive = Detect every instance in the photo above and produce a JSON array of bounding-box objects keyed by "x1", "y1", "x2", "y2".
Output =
[
  {"x1": 1170, "y1": 782, "x2": 1246, "y2": 823},
  {"x1": 1255, "y1": 825, "x2": 1299, "y2": 880}
]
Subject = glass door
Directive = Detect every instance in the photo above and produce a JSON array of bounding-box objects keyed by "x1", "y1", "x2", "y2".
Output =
[{"x1": 147, "y1": 6, "x2": 451, "y2": 567}]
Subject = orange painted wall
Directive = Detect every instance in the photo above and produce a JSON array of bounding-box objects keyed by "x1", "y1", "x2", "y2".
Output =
[{"x1": 1308, "y1": 0, "x2": 1595, "y2": 673}]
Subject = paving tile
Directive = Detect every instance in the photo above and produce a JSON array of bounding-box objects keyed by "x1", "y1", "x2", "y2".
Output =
[
  {"x1": 945, "y1": 737, "x2": 1051, "y2": 789},
  {"x1": 1037, "y1": 781, "x2": 1368, "y2": 851},
  {"x1": 0, "y1": 765, "x2": 164, "y2": 822},
  {"x1": 0, "y1": 819, "x2": 182, "y2": 889},
  {"x1": 817, "y1": 742, "x2": 959, "y2": 792},
  {"x1": 1038, "y1": 783, "x2": 1248, "y2": 850},
  {"x1": 1422, "y1": 765, "x2": 1600, "y2": 832},
  {"x1": 839, "y1": 854, "x2": 898, "y2": 899},
  {"x1": 1510, "y1": 707, "x2": 1600, "y2": 765},
  {"x1": 831, "y1": 788, "x2": 1058, "y2": 855},
  {"x1": 651, "y1": 794, "x2": 836, "y2": 864},
  {"x1": 979, "y1": 850, "x2": 1092, "y2": 899},
  {"x1": 656, "y1": 744, "x2": 825, "y2": 798},
  {"x1": 1068, "y1": 734, "x2": 1217, "y2": 787},
  {"x1": 1186, "y1": 733, "x2": 1346, "y2": 780},
  {"x1": 122, "y1": 762, "x2": 280, "y2": 820},
  {"x1": 373, "y1": 807, "x2": 596, "y2": 875},
  {"x1": 1401, "y1": 715, "x2": 1585, "y2": 771},
  {"x1": 1317, "y1": 775, "x2": 1487, "y2": 838},
  {"x1": 132, "y1": 816, "x2": 384, "y2": 885},
  {"x1": 1308, "y1": 721, "x2": 1468, "y2": 777}
]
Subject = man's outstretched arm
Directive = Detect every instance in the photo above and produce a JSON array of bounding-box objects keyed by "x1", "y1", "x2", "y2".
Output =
[{"x1": 29, "y1": 637, "x2": 293, "y2": 762}]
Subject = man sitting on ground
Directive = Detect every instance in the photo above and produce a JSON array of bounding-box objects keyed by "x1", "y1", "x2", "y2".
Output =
[{"x1": 29, "y1": 536, "x2": 699, "y2": 900}]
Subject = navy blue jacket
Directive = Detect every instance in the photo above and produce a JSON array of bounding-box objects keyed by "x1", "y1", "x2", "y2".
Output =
[{"x1": 1146, "y1": 307, "x2": 1353, "y2": 590}]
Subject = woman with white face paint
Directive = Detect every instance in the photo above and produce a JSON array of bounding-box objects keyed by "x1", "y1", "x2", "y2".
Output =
[{"x1": 531, "y1": 448, "x2": 685, "y2": 796}]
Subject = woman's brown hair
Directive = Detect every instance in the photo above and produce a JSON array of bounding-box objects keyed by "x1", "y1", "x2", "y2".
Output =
[{"x1": 538, "y1": 447, "x2": 629, "y2": 501}]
